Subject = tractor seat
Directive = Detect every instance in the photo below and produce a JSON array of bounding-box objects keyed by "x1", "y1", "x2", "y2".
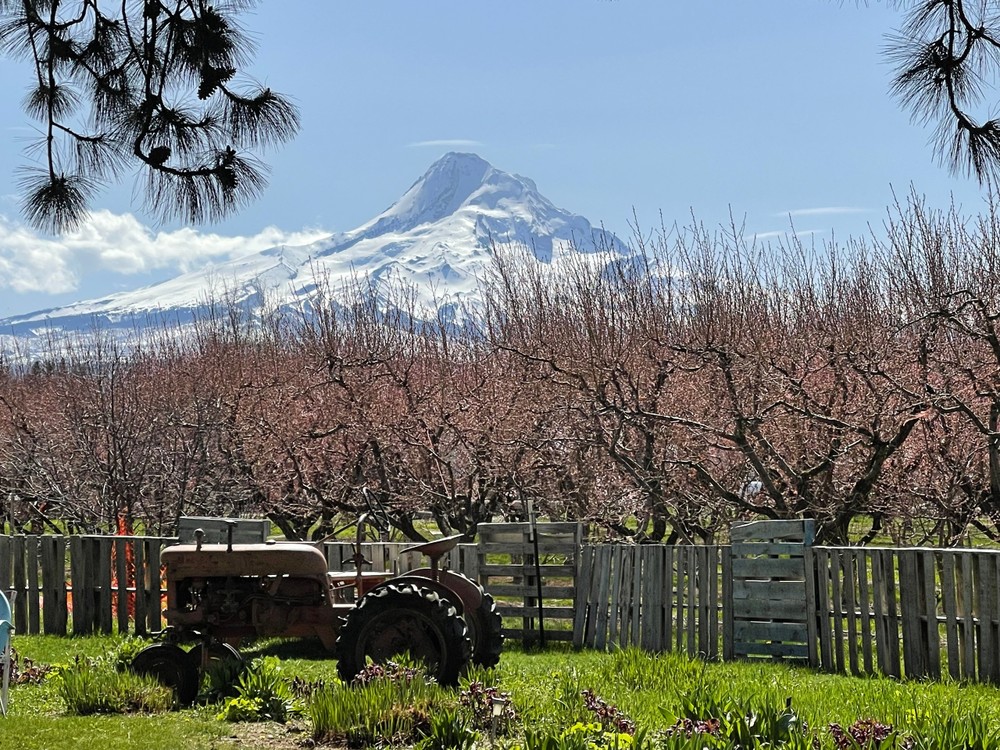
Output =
[{"x1": 401, "y1": 534, "x2": 465, "y2": 559}]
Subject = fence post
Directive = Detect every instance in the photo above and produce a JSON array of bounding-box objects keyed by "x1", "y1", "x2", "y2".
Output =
[{"x1": 722, "y1": 542, "x2": 733, "y2": 660}]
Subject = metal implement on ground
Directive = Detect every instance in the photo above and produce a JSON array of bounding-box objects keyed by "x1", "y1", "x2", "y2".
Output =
[{"x1": 130, "y1": 516, "x2": 503, "y2": 705}]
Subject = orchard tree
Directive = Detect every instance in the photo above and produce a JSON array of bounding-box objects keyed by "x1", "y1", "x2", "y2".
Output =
[{"x1": 0, "y1": 0, "x2": 298, "y2": 233}]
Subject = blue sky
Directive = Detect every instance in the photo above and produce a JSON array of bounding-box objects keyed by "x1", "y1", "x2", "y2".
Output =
[{"x1": 0, "y1": 1, "x2": 990, "y2": 318}]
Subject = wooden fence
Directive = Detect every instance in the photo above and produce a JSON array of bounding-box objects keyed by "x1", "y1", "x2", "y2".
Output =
[
  {"x1": 11, "y1": 520, "x2": 1000, "y2": 687},
  {"x1": 0, "y1": 534, "x2": 176, "y2": 637},
  {"x1": 812, "y1": 546, "x2": 1000, "y2": 682},
  {"x1": 573, "y1": 544, "x2": 722, "y2": 658},
  {"x1": 571, "y1": 522, "x2": 1000, "y2": 686}
]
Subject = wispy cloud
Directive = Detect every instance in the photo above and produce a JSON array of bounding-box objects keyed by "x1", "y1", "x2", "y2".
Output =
[
  {"x1": 774, "y1": 207, "x2": 868, "y2": 218},
  {"x1": 752, "y1": 228, "x2": 821, "y2": 241},
  {"x1": 406, "y1": 139, "x2": 483, "y2": 149},
  {"x1": 0, "y1": 210, "x2": 330, "y2": 296}
]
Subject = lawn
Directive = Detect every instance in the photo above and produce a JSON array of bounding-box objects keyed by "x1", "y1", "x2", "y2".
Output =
[{"x1": 6, "y1": 634, "x2": 1000, "y2": 749}]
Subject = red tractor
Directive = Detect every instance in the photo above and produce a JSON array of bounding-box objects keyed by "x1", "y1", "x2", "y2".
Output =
[{"x1": 131, "y1": 520, "x2": 502, "y2": 704}]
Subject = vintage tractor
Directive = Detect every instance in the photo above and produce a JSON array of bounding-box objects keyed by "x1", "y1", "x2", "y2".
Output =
[{"x1": 130, "y1": 519, "x2": 503, "y2": 704}]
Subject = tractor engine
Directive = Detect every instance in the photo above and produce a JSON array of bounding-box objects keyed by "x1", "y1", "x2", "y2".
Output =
[
  {"x1": 161, "y1": 542, "x2": 340, "y2": 647},
  {"x1": 175, "y1": 574, "x2": 326, "y2": 633}
]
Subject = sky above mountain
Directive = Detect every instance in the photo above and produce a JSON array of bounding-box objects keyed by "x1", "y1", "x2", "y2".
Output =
[{"x1": 0, "y1": 1, "x2": 991, "y2": 318}]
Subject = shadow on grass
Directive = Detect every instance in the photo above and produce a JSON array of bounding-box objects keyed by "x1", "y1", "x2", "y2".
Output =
[{"x1": 239, "y1": 637, "x2": 334, "y2": 661}]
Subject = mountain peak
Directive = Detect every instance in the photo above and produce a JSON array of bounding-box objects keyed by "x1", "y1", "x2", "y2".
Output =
[
  {"x1": 410, "y1": 151, "x2": 495, "y2": 214},
  {"x1": 429, "y1": 151, "x2": 492, "y2": 176},
  {"x1": 353, "y1": 152, "x2": 547, "y2": 239}
]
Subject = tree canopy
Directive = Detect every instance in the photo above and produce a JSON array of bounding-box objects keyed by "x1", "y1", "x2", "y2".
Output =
[{"x1": 0, "y1": 0, "x2": 298, "y2": 233}]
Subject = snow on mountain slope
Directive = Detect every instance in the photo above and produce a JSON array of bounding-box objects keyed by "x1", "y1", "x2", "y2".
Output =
[{"x1": 0, "y1": 153, "x2": 629, "y2": 341}]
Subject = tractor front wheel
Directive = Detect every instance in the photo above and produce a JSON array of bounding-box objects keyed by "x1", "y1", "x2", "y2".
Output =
[
  {"x1": 187, "y1": 641, "x2": 244, "y2": 696},
  {"x1": 335, "y1": 582, "x2": 471, "y2": 685},
  {"x1": 131, "y1": 643, "x2": 199, "y2": 707}
]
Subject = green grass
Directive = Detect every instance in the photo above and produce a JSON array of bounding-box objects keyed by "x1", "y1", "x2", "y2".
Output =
[
  {"x1": 7, "y1": 635, "x2": 1000, "y2": 749},
  {"x1": 4, "y1": 636, "x2": 228, "y2": 750}
]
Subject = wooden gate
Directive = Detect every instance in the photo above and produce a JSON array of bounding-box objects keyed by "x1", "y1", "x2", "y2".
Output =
[
  {"x1": 476, "y1": 522, "x2": 582, "y2": 645},
  {"x1": 725, "y1": 519, "x2": 816, "y2": 662}
]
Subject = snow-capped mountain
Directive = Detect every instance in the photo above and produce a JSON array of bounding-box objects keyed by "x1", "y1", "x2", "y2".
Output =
[{"x1": 0, "y1": 152, "x2": 629, "y2": 342}]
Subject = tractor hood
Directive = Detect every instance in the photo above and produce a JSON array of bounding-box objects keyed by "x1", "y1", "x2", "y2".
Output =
[{"x1": 161, "y1": 542, "x2": 330, "y2": 579}]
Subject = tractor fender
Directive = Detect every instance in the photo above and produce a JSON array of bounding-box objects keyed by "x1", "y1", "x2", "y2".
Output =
[{"x1": 376, "y1": 570, "x2": 483, "y2": 615}]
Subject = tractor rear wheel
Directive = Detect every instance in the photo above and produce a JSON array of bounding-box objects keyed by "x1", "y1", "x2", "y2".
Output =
[
  {"x1": 131, "y1": 643, "x2": 199, "y2": 707},
  {"x1": 468, "y1": 590, "x2": 503, "y2": 668},
  {"x1": 335, "y1": 582, "x2": 471, "y2": 686}
]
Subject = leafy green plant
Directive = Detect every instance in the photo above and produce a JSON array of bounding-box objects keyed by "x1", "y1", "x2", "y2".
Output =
[
  {"x1": 670, "y1": 665, "x2": 735, "y2": 726},
  {"x1": 108, "y1": 636, "x2": 152, "y2": 672},
  {"x1": 57, "y1": 656, "x2": 172, "y2": 715},
  {"x1": 903, "y1": 701, "x2": 1000, "y2": 750},
  {"x1": 722, "y1": 698, "x2": 805, "y2": 748},
  {"x1": 309, "y1": 666, "x2": 453, "y2": 747},
  {"x1": 216, "y1": 695, "x2": 265, "y2": 722},
  {"x1": 199, "y1": 654, "x2": 246, "y2": 701},
  {"x1": 216, "y1": 656, "x2": 297, "y2": 723},
  {"x1": 416, "y1": 708, "x2": 478, "y2": 750},
  {"x1": 523, "y1": 727, "x2": 590, "y2": 750},
  {"x1": 548, "y1": 668, "x2": 590, "y2": 729},
  {"x1": 523, "y1": 723, "x2": 646, "y2": 750}
]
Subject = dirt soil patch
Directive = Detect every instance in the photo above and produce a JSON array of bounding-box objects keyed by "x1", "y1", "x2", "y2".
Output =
[{"x1": 213, "y1": 720, "x2": 326, "y2": 749}]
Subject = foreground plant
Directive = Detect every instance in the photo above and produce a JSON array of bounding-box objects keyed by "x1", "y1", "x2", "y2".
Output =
[
  {"x1": 57, "y1": 656, "x2": 172, "y2": 715},
  {"x1": 309, "y1": 661, "x2": 455, "y2": 747},
  {"x1": 460, "y1": 678, "x2": 518, "y2": 732},
  {"x1": 416, "y1": 708, "x2": 478, "y2": 750},
  {"x1": 216, "y1": 656, "x2": 298, "y2": 723},
  {"x1": 829, "y1": 719, "x2": 910, "y2": 750},
  {"x1": 8, "y1": 646, "x2": 52, "y2": 685}
]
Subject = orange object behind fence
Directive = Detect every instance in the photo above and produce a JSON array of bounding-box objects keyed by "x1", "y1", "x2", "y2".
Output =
[{"x1": 109, "y1": 514, "x2": 136, "y2": 619}]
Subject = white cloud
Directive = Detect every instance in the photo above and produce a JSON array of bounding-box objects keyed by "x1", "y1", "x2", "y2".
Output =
[
  {"x1": 752, "y1": 228, "x2": 820, "y2": 241},
  {"x1": 406, "y1": 139, "x2": 484, "y2": 149},
  {"x1": 775, "y1": 207, "x2": 868, "y2": 218},
  {"x1": 0, "y1": 210, "x2": 330, "y2": 295}
]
